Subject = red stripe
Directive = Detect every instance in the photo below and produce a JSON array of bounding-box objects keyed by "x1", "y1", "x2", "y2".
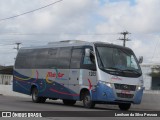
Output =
[
  {"x1": 88, "y1": 79, "x2": 92, "y2": 90},
  {"x1": 50, "y1": 88, "x2": 79, "y2": 96},
  {"x1": 33, "y1": 70, "x2": 39, "y2": 82},
  {"x1": 36, "y1": 70, "x2": 39, "y2": 80}
]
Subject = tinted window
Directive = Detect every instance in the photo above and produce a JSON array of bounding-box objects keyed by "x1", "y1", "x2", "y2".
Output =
[
  {"x1": 82, "y1": 47, "x2": 96, "y2": 71},
  {"x1": 15, "y1": 48, "x2": 58, "y2": 69},
  {"x1": 83, "y1": 47, "x2": 95, "y2": 65},
  {"x1": 97, "y1": 47, "x2": 113, "y2": 68},
  {"x1": 35, "y1": 48, "x2": 58, "y2": 68},
  {"x1": 70, "y1": 49, "x2": 83, "y2": 69},
  {"x1": 96, "y1": 46, "x2": 142, "y2": 77},
  {"x1": 15, "y1": 49, "x2": 36, "y2": 69},
  {"x1": 57, "y1": 47, "x2": 72, "y2": 69}
]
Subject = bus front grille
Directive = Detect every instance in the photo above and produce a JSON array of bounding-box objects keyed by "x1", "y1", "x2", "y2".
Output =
[
  {"x1": 114, "y1": 84, "x2": 136, "y2": 91},
  {"x1": 116, "y1": 93, "x2": 134, "y2": 99}
]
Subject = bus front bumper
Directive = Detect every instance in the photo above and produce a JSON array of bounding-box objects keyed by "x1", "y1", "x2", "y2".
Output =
[{"x1": 91, "y1": 82, "x2": 144, "y2": 104}]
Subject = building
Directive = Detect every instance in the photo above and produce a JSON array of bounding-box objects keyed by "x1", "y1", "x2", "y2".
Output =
[
  {"x1": 141, "y1": 63, "x2": 160, "y2": 90},
  {"x1": 0, "y1": 66, "x2": 13, "y2": 85}
]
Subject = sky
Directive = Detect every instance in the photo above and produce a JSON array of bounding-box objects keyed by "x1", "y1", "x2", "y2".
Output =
[{"x1": 0, "y1": 0, "x2": 160, "y2": 66}]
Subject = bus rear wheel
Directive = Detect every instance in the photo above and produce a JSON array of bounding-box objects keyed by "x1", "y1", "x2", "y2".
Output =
[
  {"x1": 83, "y1": 91, "x2": 95, "y2": 108},
  {"x1": 63, "y1": 100, "x2": 76, "y2": 105},
  {"x1": 118, "y1": 103, "x2": 131, "y2": 111},
  {"x1": 32, "y1": 87, "x2": 46, "y2": 103}
]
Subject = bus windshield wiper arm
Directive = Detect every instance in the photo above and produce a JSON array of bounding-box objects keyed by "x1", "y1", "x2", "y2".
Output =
[
  {"x1": 105, "y1": 67, "x2": 123, "y2": 72},
  {"x1": 122, "y1": 69, "x2": 140, "y2": 74}
]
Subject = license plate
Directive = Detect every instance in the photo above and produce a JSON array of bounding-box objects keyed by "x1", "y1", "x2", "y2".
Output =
[{"x1": 121, "y1": 90, "x2": 131, "y2": 94}]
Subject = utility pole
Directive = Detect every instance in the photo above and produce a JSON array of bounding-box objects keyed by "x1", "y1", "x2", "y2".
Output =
[
  {"x1": 13, "y1": 43, "x2": 21, "y2": 61},
  {"x1": 118, "y1": 31, "x2": 131, "y2": 47},
  {"x1": 14, "y1": 42, "x2": 21, "y2": 51},
  {"x1": 1, "y1": 64, "x2": 5, "y2": 84}
]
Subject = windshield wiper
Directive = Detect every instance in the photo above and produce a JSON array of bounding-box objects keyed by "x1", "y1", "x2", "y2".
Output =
[
  {"x1": 122, "y1": 69, "x2": 140, "y2": 74},
  {"x1": 105, "y1": 67, "x2": 123, "y2": 72}
]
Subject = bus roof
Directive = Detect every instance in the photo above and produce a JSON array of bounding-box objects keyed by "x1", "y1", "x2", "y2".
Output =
[{"x1": 20, "y1": 40, "x2": 132, "y2": 51}]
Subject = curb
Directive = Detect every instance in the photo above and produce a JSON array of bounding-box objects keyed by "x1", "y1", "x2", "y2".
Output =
[{"x1": 144, "y1": 91, "x2": 160, "y2": 94}]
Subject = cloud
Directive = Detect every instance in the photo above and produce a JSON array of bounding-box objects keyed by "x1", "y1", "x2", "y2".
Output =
[
  {"x1": 0, "y1": 0, "x2": 99, "y2": 65},
  {"x1": 95, "y1": 0, "x2": 160, "y2": 64},
  {"x1": 0, "y1": 0, "x2": 160, "y2": 65},
  {"x1": 97, "y1": 0, "x2": 160, "y2": 33}
]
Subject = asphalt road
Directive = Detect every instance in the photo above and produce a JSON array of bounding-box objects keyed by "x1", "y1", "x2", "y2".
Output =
[{"x1": 0, "y1": 93, "x2": 160, "y2": 120}]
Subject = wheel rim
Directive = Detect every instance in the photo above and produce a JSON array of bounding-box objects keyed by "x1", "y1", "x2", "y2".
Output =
[
  {"x1": 84, "y1": 95, "x2": 90, "y2": 106},
  {"x1": 33, "y1": 89, "x2": 38, "y2": 101}
]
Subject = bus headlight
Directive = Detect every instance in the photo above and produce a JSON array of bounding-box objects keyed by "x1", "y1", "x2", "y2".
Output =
[
  {"x1": 99, "y1": 81, "x2": 112, "y2": 88},
  {"x1": 137, "y1": 85, "x2": 143, "y2": 90},
  {"x1": 106, "y1": 82, "x2": 112, "y2": 88}
]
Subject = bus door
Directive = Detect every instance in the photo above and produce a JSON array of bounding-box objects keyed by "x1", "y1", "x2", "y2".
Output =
[
  {"x1": 69, "y1": 47, "x2": 83, "y2": 95},
  {"x1": 81, "y1": 47, "x2": 97, "y2": 88}
]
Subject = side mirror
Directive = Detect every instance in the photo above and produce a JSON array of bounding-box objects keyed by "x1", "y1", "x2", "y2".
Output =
[
  {"x1": 85, "y1": 48, "x2": 90, "y2": 57},
  {"x1": 138, "y1": 56, "x2": 143, "y2": 64}
]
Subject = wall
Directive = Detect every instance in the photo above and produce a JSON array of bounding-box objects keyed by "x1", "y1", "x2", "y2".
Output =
[
  {"x1": 0, "y1": 74, "x2": 13, "y2": 85},
  {"x1": 140, "y1": 64, "x2": 152, "y2": 90},
  {"x1": 152, "y1": 77, "x2": 160, "y2": 90},
  {"x1": 0, "y1": 85, "x2": 30, "y2": 98}
]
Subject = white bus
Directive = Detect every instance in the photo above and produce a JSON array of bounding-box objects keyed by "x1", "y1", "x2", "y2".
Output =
[{"x1": 13, "y1": 40, "x2": 144, "y2": 110}]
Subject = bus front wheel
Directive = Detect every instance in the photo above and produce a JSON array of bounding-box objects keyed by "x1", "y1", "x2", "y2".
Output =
[
  {"x1": 118, "y1": 103, "x2": 131, "y2": 110},
  {"x1": 83, "y1": 91, "x2": 95, "y2": 108},
  {"x1": 32, "y1": 87, "x2": 46, "y2": 103}
]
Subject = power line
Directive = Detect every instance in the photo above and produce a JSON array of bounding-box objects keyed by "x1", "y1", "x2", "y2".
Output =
[
  {"x1": 1, "y1": 32, "x2": 160, "y2": 36},
  {"x1": 0, "y1": 51, "x2": 17, "y2": 54},
  {"x1": 0, "y1": 32, "x2": 117, "y2": 36},
  {"x1": 0, "y1": 43, "x2": 15, "y2": 46},
  {"x1": 0, "y1": 0, "x2": 63, "y2": 22}
]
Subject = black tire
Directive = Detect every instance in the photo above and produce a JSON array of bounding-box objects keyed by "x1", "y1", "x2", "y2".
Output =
[
  {"x1": 118, "y1": 103, "x2": 131, "y2": 111},
  {"x1": 40, "y1": 97, "x2": 46, "y2": 103},
  {"x1": 32, "y1": 87, "x2": 46, "y2": 103},
  {"x1": 63, "y1": 100, "x2": 76, "y2": 105},
  {"x1": 83, "y1": 91, "x2": 95, "y2": 108}
]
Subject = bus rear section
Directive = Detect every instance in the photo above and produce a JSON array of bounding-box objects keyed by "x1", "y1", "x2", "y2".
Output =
[{"x1": 13, "y1": 41, "x2": 144, "y2": 110}]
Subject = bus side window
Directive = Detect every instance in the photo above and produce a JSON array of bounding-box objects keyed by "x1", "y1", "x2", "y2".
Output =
[
  {"x1": 82, "y1": 48, "x2": 96, "y2": 71},
  {"x1": 70, "y1": 48, "x2": 83, "y2": 69},
  {"x1": 57, "y1": 47, "x2": 72, "y2": 69},
  {"x1": 83, "y1": 53, "x2": 95, "y2": 65}
]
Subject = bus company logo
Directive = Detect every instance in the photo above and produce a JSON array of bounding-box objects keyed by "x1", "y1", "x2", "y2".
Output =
[
  {"x1": 1, "y1": 112, "x2": 42, "y2": 118},
  {"x1": 47, "y1": 72, "x2": 64, "y2": 78},
  {"x1": 122, "y1": 85, "x2": 128, "y2": 90},
  {"x1": 111, "y1": 76, "x2": 122, "y2": 81},
  {"x1": 2, "y1": 112, "x2": 11, "y2": 117}
]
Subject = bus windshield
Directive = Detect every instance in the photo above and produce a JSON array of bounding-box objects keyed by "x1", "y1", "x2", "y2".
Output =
[{"x1": 96, "y1": 46, "x2": 142, "y2": 77}]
